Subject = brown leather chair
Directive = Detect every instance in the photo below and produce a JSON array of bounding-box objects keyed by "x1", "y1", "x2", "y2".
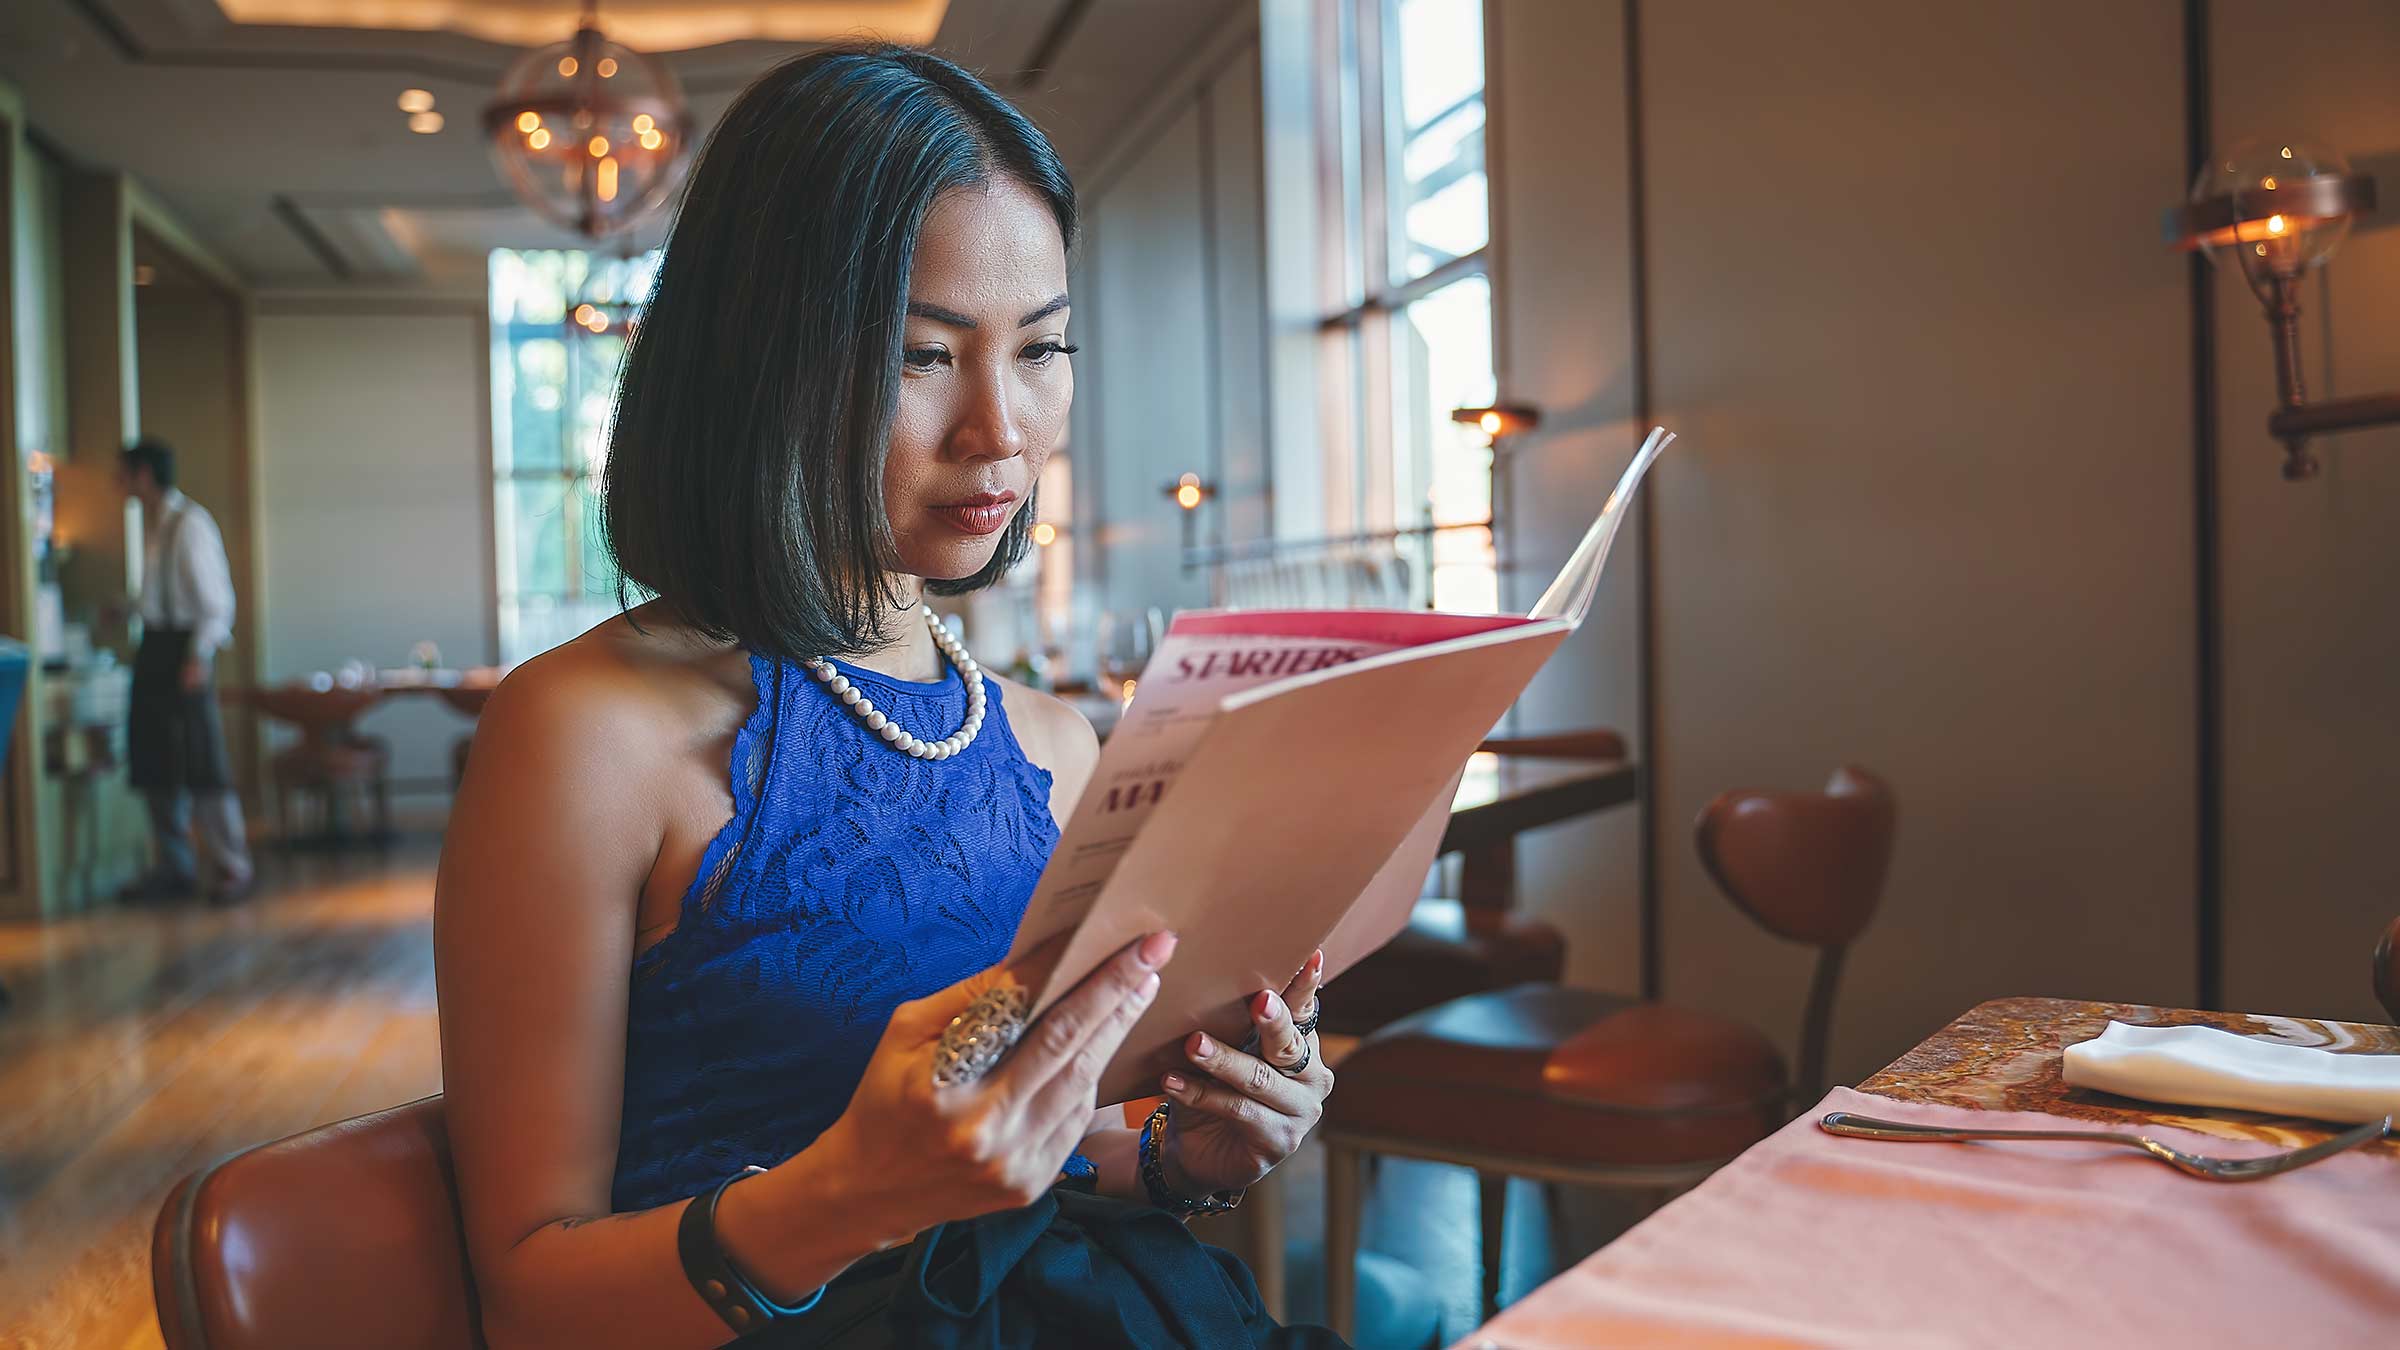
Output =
[
  {"x1": 2375, "y1": 916, "x2": 2400, "y2": 1024},
  {"x1": 153, "y1": 1095, "x2": 483, "y2": 1349},
  {"x1": 1319, "y1": 765, "x2": 1894, "y2": 1336},
  {"x1": 1318, "y1": 730, "x2": 1625, "y2": 1036}
]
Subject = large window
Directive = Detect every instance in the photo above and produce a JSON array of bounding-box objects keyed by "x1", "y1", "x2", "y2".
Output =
[
  {"x1": 489, "y1": 248, "x2": 660, "y2": 663},
  {"x1": 1320, "y1": 0, "x2": 1495, "y2": 613}
]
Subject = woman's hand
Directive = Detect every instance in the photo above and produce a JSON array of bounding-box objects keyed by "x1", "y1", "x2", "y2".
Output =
[
  {"x1": 808, "y1": 931, "x2": 1176, "y2": 1246},
  {"x1": 1158, "y1": 949, "x2": 1331, "y2": 1197}
]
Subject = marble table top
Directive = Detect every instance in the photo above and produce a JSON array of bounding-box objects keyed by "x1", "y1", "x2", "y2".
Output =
[{"x1": 1857, "y1": 995, "x2": 2400, "y2": 1154}]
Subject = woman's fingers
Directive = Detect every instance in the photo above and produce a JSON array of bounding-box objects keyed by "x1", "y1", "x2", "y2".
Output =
[
  {"x1": 1160, "y1": 1065, "x2": 1292, "y2": 1145},
  {"x1": 995, "y1": 931, "x2": 1173, "y2": 1108},
  {"x1": 1278, "y1": 949, "x2": 1326, "y2": 1028},
  {"x1": 1023, "y1": 959, "x2": 1161, "y2": 1125},
  {"x1": 1249, "y1": 988, "x2": 1311, "y2": 1079},
  {"x1": 1178, "y1": 1029, "x2": 1317, "y2": 1118}
]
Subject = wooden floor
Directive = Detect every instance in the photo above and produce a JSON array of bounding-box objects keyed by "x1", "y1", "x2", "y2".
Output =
[
  {"x1": 0, "y1": 843, "x2": 1642, "y2": 1349},
  {"x1": 0, "y1": 848, "x2": 444, "y2": 1350}
]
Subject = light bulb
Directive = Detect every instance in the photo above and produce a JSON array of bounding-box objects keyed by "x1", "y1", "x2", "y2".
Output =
[{"x1": 2183, "y1": 135, "x2": 2357, "y2": 279}]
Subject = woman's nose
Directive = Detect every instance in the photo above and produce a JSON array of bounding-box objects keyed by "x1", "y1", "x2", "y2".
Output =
[{"x1": 953, "y1": 370, "x2": 1027, "y2": 462}]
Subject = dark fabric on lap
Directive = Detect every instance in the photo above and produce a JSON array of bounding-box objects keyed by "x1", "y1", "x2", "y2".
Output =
[
  {"x1": 128, "y1": 628, "x2": 232, "y2": 792},
  {"x1": 884, "y1": 1191, "x2": 1347, "y2": 1349}
]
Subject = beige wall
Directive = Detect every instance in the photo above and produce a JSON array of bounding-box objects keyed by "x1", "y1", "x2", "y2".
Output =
[
  {"x1": 1487, "y1": 0, "x2": 1648, "y2": 997},
  {"x1": 1639, "y1": 0, "x2": 2198, "y2": 1082},
  {"x1": 1075, "y1": 29, "x2": 1267, "y2": 634},
  {"x1": 1065, "y1": 0, "x2": 2400, "y2": 1073},
  {"x1": 2212, "y1": 0, "x2": 2400, "y2": 1023},
  {"x1": 1481, "y1": 0, "x2": 2400, "y2": 1077},
  {"x1": 253, "y1": 303, "x2": 493, "y2": 798}
]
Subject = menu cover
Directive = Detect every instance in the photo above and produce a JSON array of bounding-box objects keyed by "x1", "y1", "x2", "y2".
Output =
[{"x1": 1010, "y1": 427, "x2": 1673, "y2": 1103}]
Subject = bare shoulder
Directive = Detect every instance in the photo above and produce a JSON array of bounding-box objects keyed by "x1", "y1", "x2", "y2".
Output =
[
  {"x1": 473, "y1": 613, "x2": 751, "y2": 802},
  {"x1": 990, "y1": 676, "x2": 1099, "y2": 796}
]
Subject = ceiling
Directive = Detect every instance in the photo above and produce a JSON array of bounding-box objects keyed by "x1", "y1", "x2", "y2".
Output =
[{"x1": 0, "y1": 0, "x2": 1243, "y2": 291}]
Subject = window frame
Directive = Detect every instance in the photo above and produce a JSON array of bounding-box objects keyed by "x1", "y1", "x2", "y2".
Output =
[
  {"x1": 1312, "y1": 0, "x2": 1496, "y2": 609},
  {"x1": 488, "y1": 248, "x2": 657, "y2": 664}
]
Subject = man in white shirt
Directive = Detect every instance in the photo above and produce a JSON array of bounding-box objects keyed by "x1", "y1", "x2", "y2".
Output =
[{"x1": 116, "y1": 439, "x2": 254, "y2": 904}]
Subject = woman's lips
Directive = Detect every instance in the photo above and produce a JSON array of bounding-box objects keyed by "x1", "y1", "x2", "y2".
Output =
[{"x1": 931, "y1": 492, "x2": 1018, "y2": 536}]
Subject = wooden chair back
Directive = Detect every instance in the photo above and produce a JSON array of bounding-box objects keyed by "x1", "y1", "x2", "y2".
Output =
[{"x1": 1695, "y1": 765, "x2": 1896, "y2": 1102}]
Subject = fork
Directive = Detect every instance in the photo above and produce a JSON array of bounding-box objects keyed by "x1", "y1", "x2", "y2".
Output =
[{"x1": 1818, "y1": 1111, "x2": 2391, "y2": 1180}]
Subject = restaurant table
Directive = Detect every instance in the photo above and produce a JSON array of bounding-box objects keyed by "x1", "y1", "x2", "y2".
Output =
[
  {"x1": 244, "y1": 669, "x2": 501, "y2": 845},
  {"x1": 1456, "y1": 996, "x2": 2400, "y2": 1349},
  {"x1": 1442, "y1": 751, "x2": 1638, "y2": 915}
]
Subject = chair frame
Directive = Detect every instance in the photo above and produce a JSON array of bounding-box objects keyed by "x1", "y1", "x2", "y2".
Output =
[{"x1": 1320, "y1": 763, "x2": 1892, "y2": 1339}]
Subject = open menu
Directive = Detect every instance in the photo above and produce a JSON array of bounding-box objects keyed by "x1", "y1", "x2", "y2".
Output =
[{"x1": 1009, "y1": 427, "x2": 1674, "y2": 1104}]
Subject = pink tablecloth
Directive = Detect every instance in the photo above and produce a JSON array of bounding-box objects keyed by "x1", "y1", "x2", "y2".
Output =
[{"x1": 1459, "y1": 1086, "x2": 2400, "y2": 1349}]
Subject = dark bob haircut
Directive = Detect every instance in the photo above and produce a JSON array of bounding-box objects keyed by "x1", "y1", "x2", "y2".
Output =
[
  {"x1": 122, "y1": 438, "x2": 178, "y2": 490},
  {"x1": 604, "y1": 45, "x2": 1076, "y2": 661}
]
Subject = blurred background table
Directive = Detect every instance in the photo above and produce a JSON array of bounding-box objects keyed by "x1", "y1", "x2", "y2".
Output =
[{"x1": 243, "y1": 669, "x2": 501, "y2": 848}]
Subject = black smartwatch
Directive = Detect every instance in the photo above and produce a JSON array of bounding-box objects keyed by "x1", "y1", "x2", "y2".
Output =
[{"x1": 677, "y1": 1166, "x2": 827, "y2": 1336}]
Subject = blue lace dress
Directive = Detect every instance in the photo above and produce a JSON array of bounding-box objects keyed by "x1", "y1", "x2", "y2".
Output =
[{"x1": 613, "y1": 653, "x2": 1059, "y2": 1213}]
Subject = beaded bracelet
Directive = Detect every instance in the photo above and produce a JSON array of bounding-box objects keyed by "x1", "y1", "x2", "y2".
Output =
[{"x1": 1137, "y1": 1100, "x2": 1243, "y2": 1217}]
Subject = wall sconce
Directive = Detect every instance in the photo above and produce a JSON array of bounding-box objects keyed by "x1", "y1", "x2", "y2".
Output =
[
  {"x1": 1163, "y1": 472, "x2": 1214, "y2": 552},
  {"x1": 2167, "y1": 135, "x2": 2386, "y2": 480},
  {"x1": 1450, "y1": 404, "x2": 1542, "y2": 447}
]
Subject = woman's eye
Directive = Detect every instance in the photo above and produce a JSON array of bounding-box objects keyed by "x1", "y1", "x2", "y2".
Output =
[
  {"x1": 902, "y1": 346, "x2": 949, "y2": 370},
  {"x1": 1022, "y1": 341, "x2": 1079, "y2": 366}
]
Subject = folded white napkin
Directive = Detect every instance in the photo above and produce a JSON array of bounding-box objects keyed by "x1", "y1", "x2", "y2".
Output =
[{"x1": 2062, "y1": 1021, "x2": 2400, "y2": 1124}]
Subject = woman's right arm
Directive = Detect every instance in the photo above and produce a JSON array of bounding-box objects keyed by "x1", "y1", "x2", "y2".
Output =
[{"x1": 436, "y1": 660, "x2": 1170, "y2": 1350}]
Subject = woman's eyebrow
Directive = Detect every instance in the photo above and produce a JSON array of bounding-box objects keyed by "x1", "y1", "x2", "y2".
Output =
[
  {"x1": 906, "y1": 300, "x2": 979, "y2": 328},
  {"x1": 1017, "y1": 293, "x2": 1070, "y2": 327},
  {"x1": 901, "y1": 294, "x2": 1072, "y2": 330}
]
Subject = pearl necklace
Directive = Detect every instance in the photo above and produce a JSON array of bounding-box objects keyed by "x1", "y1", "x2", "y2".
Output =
[{"x1": 802, "y1": 608, "x2": 985, "y2": 760}]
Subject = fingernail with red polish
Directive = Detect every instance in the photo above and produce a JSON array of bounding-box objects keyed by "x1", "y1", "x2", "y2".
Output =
[
  {"x1": 1138, "y1": 931, "x2": 1178, "y2": 968},
  {"x1": 1192, "y1": 1032, "x2": 1214, "y2": 1057},
  {"x1": 1256, "y1": 991, "x2": 1284, "y2": 1023},
  {"x1": 1163, "y1": 1072, "x2": 1188, "y2": 1092}
]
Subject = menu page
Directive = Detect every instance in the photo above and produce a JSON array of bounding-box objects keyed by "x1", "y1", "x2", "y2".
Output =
[{"x1": 1007, "y1": 609, "x2": 1529, "y2": 964}]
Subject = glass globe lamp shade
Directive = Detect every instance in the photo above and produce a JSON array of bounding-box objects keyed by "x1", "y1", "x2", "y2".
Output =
[
  {"x1": 483, "y1": 25, "x2": 691, "y2": 240},
  {"x1": 2171, "y1": 135, "x2": 2375, "y2": 299}
]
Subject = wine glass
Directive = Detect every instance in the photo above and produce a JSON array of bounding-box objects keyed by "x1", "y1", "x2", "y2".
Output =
[{"x1": 1097, "y1": 607, "x2": 1163, "y2": 706}]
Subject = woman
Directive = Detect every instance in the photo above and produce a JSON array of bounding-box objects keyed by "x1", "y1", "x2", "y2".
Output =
[{"x1": 436, "y1": 46, "x2": 1341, "y2": 1349}]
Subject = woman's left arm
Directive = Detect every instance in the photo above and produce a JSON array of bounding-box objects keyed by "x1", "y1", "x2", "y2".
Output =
[{"x1": 1001, "y1": 680, "x2": 1334, "y2": 1201}]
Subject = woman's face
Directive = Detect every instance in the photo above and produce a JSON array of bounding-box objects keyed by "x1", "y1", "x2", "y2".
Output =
[{"x1": 885, "y1": 177, "x2": 1073, "y2": 584}]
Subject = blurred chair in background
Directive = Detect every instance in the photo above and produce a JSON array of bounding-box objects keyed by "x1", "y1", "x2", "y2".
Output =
[
  {"x1": 1320, "y1": 764, "x2": 1896, "y2": 1335},
  {"x1": 1321, "y1": 731, "x2": 1630, "y2": 1038},
  {"x1": 251, "y1": 686, "x2": 393, "y2": 846}
]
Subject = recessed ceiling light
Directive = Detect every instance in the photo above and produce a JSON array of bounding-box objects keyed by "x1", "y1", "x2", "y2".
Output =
[
  {"x1": 408, "y1": 111, "x2": 445, "y2": 134},
  {"x1": 397, "y1": 88, "x2": 435, "y2": 113}
]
